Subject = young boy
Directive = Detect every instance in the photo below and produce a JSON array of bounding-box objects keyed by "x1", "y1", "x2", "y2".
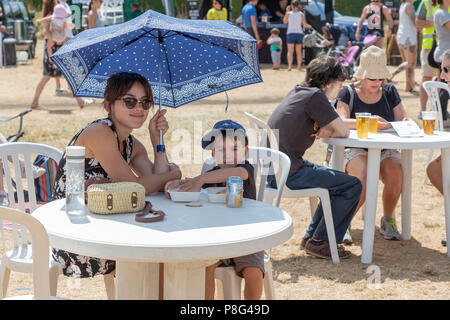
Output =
[
  {"x1": 164, "y1": 120, "x2": 264, "y2": 300},
  {"x1": 266, "y1": 28, "x2": 282, "y2": 70}
]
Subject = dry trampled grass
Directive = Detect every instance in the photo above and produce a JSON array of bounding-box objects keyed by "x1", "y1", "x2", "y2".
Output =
[{"x1": 0, "y1": 39, "x2": 449, "y2": 300}]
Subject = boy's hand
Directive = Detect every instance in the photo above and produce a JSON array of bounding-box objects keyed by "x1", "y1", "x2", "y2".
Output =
[
  {"x1": 164, "y1": 179, "x2": 182, "y2": 199},
  {"x1": 178, "y1": 177, "x2": 203, "y2": 192}
]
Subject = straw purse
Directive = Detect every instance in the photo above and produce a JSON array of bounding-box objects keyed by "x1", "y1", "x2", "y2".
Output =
[{"x1": 86, "y1": 181, "x2": 146, "y2": 215}]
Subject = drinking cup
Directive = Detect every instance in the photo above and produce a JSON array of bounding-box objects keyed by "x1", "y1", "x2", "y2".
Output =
[
  {"x1": 421, "y1": 111, "x2": 438, "y2": 135},
  {"x1": 355, "y1": 113, "x2": 371, "y2": 139},
  {"x1": 369, "y1": 115, "x2": 379, "y2": 134}
]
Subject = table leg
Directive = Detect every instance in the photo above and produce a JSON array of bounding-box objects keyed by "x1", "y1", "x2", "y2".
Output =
[
  {"x1": 401, "y1": 149, "x2": 413, "y2": 240},
  {"x1": 115, "y1": 261, "x2": 159, "y2": 300},
  {"x1": 361, "y1": 148, "x2": 381, "y2": 264},
  {"x1": 441, "y1": 148, "x2": 450, "y2": 258},
  {"x1": 163, "y1": 260, "x2": 216, "y2": 300},
  {"x1": 331, "y1": 145, "x2": 345, "y2": 172}
]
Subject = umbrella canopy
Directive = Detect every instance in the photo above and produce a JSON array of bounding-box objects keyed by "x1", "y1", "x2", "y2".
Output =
[{"x1": 51, "y1": 9, "x2": 262, "y2": 108}]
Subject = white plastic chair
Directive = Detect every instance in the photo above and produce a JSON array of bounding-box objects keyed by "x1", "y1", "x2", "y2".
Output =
[
  {"x1": 244, "y1": 112, "x2": 320, "y2": 216},
  {"x1": 0, "y1": 206, "x2": 58, "y2": 300},
  {"x1": 245, "y1": 112, "x2": 339, "y2": 262},
  {"x1": 0, "y1": 142, "x2": 115, "y2": 299},
  {"x1": 422, "y1": 81, "x2": 449, "y2": 184},
  {"x1": 203, "y1": 146, "x2": 290, "y2": 300},
  {"x1": 243, "y1": 112, "x2": 339, "y2": 263}
]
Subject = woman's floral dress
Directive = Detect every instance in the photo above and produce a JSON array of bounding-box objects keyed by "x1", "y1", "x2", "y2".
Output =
[{"x1": 52, "y1": 118, "x2": 133, "y2": 278}]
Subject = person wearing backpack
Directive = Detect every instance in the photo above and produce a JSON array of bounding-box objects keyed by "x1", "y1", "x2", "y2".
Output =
[
  {"x1": 336, "y1": 46, "x2": 409, "y2": 244},
  {"x1": 355, "y1": 0, "x2": 394, "y2": 48}
]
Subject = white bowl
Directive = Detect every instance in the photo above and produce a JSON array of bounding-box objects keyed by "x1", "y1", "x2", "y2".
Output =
[
  {"x1": 206, "y1": 187, "x2": 227, "y2": 203},
  {"x1": 168, "y1": 188, "x2": 201, "y2": 202}
]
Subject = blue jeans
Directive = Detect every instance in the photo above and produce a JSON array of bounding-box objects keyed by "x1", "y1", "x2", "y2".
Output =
[{"x1": 268, "y1": 160, "x2": 362, "y2": 244}]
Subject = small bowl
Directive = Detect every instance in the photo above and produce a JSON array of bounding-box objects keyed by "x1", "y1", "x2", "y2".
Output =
[
  {"x1": 168, "y1": 188, "x2": 201, "y2": 202},
  {"x1": 206, "y1": 187, "x2": 227, "y2": 203}
]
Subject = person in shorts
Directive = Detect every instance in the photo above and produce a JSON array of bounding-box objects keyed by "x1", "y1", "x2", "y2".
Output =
[
  {"x1": 164, "y1": 120, "x2": 264, "y2": 300},
  {"x1": 416, "y1": 0, "x2": 443, "y2": 118},
  {"x1": 283, "y1": 0, "x2": 311, "y2": 71},
  {"x1": 266, "y1": 27, "x2": 282, "y2": 70},
  {"x1": 336, "y1": 46, "x2": 409, "y2": 242}
]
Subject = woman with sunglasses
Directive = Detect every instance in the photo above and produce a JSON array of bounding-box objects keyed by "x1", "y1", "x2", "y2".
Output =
[
  {"x1": 51, "y1": 72, "x2": 182, "y2": 279},
  {"x1": 336, "y1": 46, "x2": 409, "y2": 244}
]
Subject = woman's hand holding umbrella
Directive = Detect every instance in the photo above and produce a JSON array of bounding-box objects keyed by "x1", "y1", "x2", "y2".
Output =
[{"x1": 149, "y1": 109, "x2": 169, "y2": 148}]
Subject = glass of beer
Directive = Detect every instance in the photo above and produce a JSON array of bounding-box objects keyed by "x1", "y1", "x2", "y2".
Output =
[
  {"x1": 356, "y1": 113, "x2": 371, "y2": 139},
  {"x1": 421, "y1": 111, "x2": 438, "y2": 135},
  {"x1": 369, "y1": 115, "x2": 379, "y2": 134}
]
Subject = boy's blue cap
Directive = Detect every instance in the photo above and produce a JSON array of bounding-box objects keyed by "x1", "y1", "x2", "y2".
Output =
[{"x1": 201, "y1": 120, "x2": 248, "y2": 150}]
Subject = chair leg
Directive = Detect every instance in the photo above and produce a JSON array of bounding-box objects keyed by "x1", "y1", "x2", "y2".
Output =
[
  {"x1": 309, "y1": 197, "x2": 318, "y2": 218},
  {"x1": 263, "y1": 261, "x2": 275, "y2": 300},
  {"x1": 215, "y1": 279, "x2": 224, "y2": 300},
  {"x1": 103, "y1": 273, "x2": 115, "y2": 300},
  {"x1": 319, "y1": 191, "x2": 340, "y2": 263},
  {"x1": 49, "y1": 265, "x2": 62, "y2": 297},
  {"x1": 0, "y1": 261, "x2": 11, "y2": 299},
  {"x1": 215, "y1": 268, "x2": 242, "y2": 300}
]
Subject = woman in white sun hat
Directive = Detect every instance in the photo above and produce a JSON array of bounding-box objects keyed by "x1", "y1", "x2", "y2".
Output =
[{"x1": 335, "y1": 45, "x2": 409, "y2": 244}]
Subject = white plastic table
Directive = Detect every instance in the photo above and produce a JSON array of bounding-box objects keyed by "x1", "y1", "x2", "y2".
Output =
[
  {"x1": 322, "y1": 130, "x2": 450, "y2": 264},
  {"x1": 31, "y1": 193, "x2": 293, "y2": 300}
]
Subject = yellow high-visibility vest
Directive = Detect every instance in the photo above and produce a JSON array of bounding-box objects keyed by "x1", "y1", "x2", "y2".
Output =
[{"x1": 422, "y1": 0, "x2": 450, "y2": 49}]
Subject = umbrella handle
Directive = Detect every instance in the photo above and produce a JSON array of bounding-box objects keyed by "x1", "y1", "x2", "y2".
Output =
[{"x1": 157, "y1": 130, "x2": 165, "y2": 152}]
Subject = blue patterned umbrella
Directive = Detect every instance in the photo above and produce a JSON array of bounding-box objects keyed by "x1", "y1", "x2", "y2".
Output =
[{"x1": 51, "y1": 9, "x2": 262, "y2": 109}]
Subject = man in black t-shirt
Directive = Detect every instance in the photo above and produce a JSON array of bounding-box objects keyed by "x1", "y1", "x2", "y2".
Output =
[
  {"x1": 164, "y1": 119, "x2": 264, "y2": 300},
  {"x1": 268, "y1": 54, "x2": 362, "y2": 260}
]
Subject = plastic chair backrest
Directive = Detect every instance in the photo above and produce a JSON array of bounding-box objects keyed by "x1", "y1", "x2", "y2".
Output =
[
  {"x1": 0, "y1": 143, "x2": 62, "y2": 259},
  {"x1": 422, "y1": 81, "x2": 449, "y2": 131},
  {"x1": 247, "y1": 146, "x2": 290, "y2": 207},
  {"x1": 201, "y1": 147, "x2": 290, "y2": 207},
  {"x1": 0, "y1": 206, "x2": 51, "y2": 300},
  {"x1": 244, "y1": 112, "x2": 279, "y2": 151}
]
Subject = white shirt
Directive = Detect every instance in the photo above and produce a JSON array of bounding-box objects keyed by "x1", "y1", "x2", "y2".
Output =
[
  {"x1": 286, "y1": 10, "x2": 303, "y2": 35},
  {"x1": 396, "y1": 3, "x2": 417, "y2": 46},
  {"x1": 60, "y1": 1, "x2": 74, "y2": 39}
]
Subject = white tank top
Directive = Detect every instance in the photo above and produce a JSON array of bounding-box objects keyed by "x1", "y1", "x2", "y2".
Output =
[
  {"x1": 396, "y1": 3, "x2": 417, "y2": 46},
  {"x1": 287, "y1": 10, "x2": 303, "y2": 34}
]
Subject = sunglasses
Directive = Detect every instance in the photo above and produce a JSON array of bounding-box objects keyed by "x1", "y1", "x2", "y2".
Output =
[
  {"x1": 119, "y1": 97, "x2": 153, "y2": 110},
  {"x1": 442, "y1": 66, "x2": 449, "y2": 73}
]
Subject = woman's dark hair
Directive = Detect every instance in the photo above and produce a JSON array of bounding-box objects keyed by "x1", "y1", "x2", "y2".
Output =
[
  {"x1": 42, "y1": 0, "x2": 55, "y2": 18},
  {"x1": 214, "y1": 0, "x2": 223, "y2": 8},
  {"x1": 437, "y1": 0, "x2": 443, "y2": 4},
  {"x1": 104, "y1": 72, "x2": 154, "y2": 108},
  {"x1": 302, "y1": 53, "x2": 347, "y2": 89}
]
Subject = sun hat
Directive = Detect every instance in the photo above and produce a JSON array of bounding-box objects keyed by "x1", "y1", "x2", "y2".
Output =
[
  {"x1": 52, "y1": 4, "x2": 67, "y2": 20},
  {"x1": 354, "y1": 45, "x2": 392, "y2": 80},
  {"x1": 201, "y1": 120, "x2": 248, "y2": 150}
]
